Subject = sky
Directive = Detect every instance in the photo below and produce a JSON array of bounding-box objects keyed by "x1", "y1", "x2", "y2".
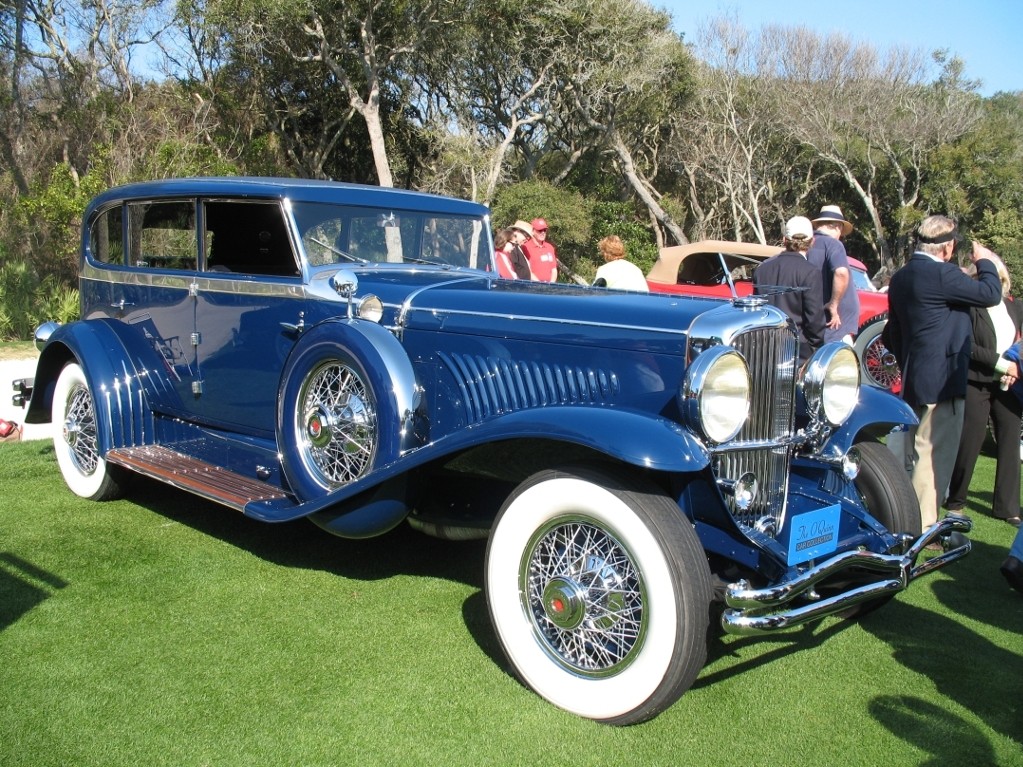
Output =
[{"x1": 659, "y1": 0, "x2": 1021, "y2": 96}]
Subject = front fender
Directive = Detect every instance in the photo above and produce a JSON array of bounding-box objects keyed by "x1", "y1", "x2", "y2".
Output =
[
  {"x1": 247, "y1": 406, "x2": 711, "y2": 524},
  {"x1": 821, "y1": 384, "x2": 917, "y2": 457},
  {"x1": 26, "y1": 320, "x2": 165, "y2": 452},
  {"x1": 467, "y1": 407, "x2": 711, "y2": 473}
]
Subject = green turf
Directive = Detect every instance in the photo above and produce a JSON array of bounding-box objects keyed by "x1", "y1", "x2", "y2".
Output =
[{"x1": 1, "y1": 439, "x2": 1020, "y2": 766}]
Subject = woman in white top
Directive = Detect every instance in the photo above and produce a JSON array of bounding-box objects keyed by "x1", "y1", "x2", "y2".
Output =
[
  {"x1": 946, "y1": 253, "x2": 1023, "y2": 526},
  {"x1": 593, "y1": 235, "x2": 649, "y2": 292}
]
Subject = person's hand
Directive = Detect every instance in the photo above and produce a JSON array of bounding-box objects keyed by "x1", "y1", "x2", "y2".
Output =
[
  {"x1": 971, "y1": 241, "x2": 997, "y2": 263},
  {"x1": 826, "y1": 302, "x2": 841, "y2": 329},
  {"x1": 1005, "y1": 361, "x2": 1020, "y2": 379}
]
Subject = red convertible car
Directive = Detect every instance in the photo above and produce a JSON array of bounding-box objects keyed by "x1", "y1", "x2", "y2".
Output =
[{"x1": 646, "y1": 241, "x2": 898, "y2": 391}]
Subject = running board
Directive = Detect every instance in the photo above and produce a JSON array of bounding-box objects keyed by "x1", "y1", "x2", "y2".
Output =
[{"x1": 106, "y1": 445, "x2": 289, "y2": 512}]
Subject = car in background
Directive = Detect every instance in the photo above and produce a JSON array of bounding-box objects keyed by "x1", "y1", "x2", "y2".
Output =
[
  {"x1": 12, "y1": 180, "x2": 971, "y2": 725},
  {"x1": 646, "y1": 240, "x2": 899, "y2": 391}
]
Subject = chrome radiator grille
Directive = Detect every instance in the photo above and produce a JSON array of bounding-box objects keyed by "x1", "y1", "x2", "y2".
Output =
[{"x1": 713, "y1": 326, "x2": 798, "y2": 531}]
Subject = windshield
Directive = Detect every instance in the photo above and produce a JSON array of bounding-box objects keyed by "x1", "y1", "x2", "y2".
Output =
[
  {"x1": 850, "y1": 266, "x2": 877, "y2": 292},
  {"x1": 291, "y1": 201, "x2": 493, "y2": 271}
]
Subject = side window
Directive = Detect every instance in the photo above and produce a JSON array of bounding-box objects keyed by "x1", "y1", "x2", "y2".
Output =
[
  {"x1": 89, "y1": 205, "x2": 124, "y2": 265},
  {"x1": 420, "y1": 216, "x2": 485, "y2": 268},
  {"x1": 203, "y1": 200, "x2": 299, "y2": 277},
  {"x1": 128, "y1": 200, "x2": 197, "y2": 270}
]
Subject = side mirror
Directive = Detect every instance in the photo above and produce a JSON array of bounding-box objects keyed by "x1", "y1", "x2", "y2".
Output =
[{"x1": 329, "y1": 269, "x2": 359, "y2": 319}]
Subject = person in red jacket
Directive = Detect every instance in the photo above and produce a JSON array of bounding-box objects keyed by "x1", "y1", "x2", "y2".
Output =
[{"x1": 522, "y1": 217, "x2": 558, "y2": 282}]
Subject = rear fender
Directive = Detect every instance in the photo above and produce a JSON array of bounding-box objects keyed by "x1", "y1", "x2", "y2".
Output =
[{"x1": 26, "y1": 320, "x2": 165, "y2": 452}]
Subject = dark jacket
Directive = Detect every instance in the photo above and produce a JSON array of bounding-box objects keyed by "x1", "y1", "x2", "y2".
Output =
[
  {"x1": 883, "y1": 254, "x2": 1001, "y2": 406},
  {"x1": 966, "y1": 297, "x2": 1023, "y2": 383},
  {"x1": 753, "y1": 250, "x2": 826, "y2": 359}
]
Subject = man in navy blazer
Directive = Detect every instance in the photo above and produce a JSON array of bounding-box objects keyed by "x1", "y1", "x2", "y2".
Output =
[{"x1": 883, "y1": 215, "x2": 1002, "y2": 527}]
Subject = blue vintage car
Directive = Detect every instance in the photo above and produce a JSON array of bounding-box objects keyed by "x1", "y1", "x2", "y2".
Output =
[{"x1": 15, "y1": 177, "x2": 971, "y2": 724}]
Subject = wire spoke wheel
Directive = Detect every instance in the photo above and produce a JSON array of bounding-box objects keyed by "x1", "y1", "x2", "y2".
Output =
[
  {"x1": 297, "y1": 360, "x2": 377, "y2": 488},
  {"x1": 63, "y1": 381, "x2": 100, "y2": 475},
  {"x1": 486, "y1": 464, "x2": 711, "y2": 724},
  {"x1": 862, "y1": 334, "x2": 901, "y2": 391},
  {"x1": 524, "y1": 518, "x2": 645, "y2": 677},
  {"x1": 51, "y1": 362, "x2": 122, "y2": 500},
  {"x1": 855, "y1": 313, "x2": 901, "y2": 393}
]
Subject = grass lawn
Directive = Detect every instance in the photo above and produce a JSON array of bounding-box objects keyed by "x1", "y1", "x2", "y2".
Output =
[{"x1": 1, "y1": 439, "x2": 1021, "y2": 766}]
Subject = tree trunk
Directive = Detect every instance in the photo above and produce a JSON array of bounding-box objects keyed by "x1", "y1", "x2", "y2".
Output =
[{"x1": 611, "y1": 130, "x2": 687, "y2": 246}]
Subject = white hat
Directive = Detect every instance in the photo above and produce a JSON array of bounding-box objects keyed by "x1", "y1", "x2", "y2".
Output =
[
  {"x1": 784, "y1": 216, "x2": 814, "y2": 240},
  {"x1": 811, "y1": 205, "x2": 854, "y2": 237},
  {"x1": 510, "y1": 220, "x2": 534, "y2": 237}
]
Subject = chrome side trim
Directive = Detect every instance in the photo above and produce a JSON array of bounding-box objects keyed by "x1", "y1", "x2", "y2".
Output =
[
  {"x1": 721, "y1": 515, "x2": 972, "y2": 635},
  {"x1": 81, "y1": 260, "x2": 309, "y2": 299}
]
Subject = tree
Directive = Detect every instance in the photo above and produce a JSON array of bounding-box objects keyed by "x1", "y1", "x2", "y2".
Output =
[
  {"x1": 216, "y1": 0, "x2": 460, "y2": 186},
  {"x1": 760, "y1": 25, "x2": 981, "y2": 270},
  {"x1": 675, "y1": 15, "x2": 826, "y2": 243},
  {"x1": 554, "y1": 0, "x2": 695, "y2": 246}
]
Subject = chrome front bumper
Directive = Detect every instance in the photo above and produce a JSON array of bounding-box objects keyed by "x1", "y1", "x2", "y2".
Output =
[{"x1": 721, "y1": 515, "x2": 972, "y2": 635}]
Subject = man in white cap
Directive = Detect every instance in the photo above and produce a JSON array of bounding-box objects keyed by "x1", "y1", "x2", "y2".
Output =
[
  {"x1": 807, "y1": 204, "x2": 860, "y2": 343},
  {"x1": 753, "y1": 216, "x2": 826, "y2": 362}
]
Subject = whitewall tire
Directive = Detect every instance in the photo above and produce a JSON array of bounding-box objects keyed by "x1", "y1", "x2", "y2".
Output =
[
  {"x1": 485, "y1": 464, "x2": 711, "y2": 724},
  {"x1": 51, "y1": 362, "x2": 122, "y2": 501}
]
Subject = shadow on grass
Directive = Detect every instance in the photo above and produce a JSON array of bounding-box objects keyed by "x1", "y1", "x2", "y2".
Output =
[
  {"x1": 694, "y1": 610, "x2": 854, "y2": 689},
  {"x1": 0, "y1": 552, "x2": 68, "y2": 632},
  {"x1": 461, "y1": 590, "x2": 511, "y2": 678},
  {"x1": 125, "y1": 474, "x2": 489, "y2": 590},
  {"x1": 869, "y1": 695, "x2": 997, "y2": 767},
  {"x1": 125, "y1": 474, "x2": 519, "y2": 681},
  {"x1": 860, "y1": 537, "x2": 1023, "y2": 745},
  {"x1": 863, "y1": 600, "x2": 1023, "y2": 745}
]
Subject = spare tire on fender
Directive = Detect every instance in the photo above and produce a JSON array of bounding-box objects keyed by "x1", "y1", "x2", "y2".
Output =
[{"x1": 277, "y1": 320, "x2": 420, "y2": 502}]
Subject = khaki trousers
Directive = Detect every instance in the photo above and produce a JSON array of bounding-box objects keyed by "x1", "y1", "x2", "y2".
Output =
[{"x1": 901, "y1": 399, "x2": 966, "y2": 527}]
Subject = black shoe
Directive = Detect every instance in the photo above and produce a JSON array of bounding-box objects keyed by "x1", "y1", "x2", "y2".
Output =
[
  {"x1": 1004, "y1": 516, "x2": 1022, "y2": 528},
  {"x1": 1001, "y1": 556, "x2": 1023, "y2": 596}
]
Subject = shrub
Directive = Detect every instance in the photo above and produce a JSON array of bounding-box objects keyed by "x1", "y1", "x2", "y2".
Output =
[
  {"x1": 0, "y1": 261, "x2": 79, "y2": 340},
  {"x1": 491, "y1": 181, "x2": 595, "y2": 283}
]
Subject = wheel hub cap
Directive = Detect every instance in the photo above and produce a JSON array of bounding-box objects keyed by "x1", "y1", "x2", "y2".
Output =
[
  {"x1": 305, "y1": 406, "x2": 335, "y2": 449},
  {"x1": 63, "y1": 417, "x2": 81, "y2": 448},
  {"x1": 542, "y1": 577, "x2": 588, "y2": 630}
]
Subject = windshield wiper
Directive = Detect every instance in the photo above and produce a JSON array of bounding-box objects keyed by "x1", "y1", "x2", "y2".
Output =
[{"x1": 310, "y1": 237, "x2": 367, "y2": 264}]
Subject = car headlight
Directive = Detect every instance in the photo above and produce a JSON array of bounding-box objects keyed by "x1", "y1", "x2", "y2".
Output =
[
  {"x1": 357, "y1": 294, "x2": 384, "y2": 323},
  {"x1": 680, "y1": 347, "x2": 751, "y2": 444},
  {"x1": 803, "y1": 343, "x2": 860, "y2": 426}
]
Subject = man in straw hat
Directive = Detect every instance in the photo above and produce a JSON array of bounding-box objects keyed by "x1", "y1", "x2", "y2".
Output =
[
  {"x1": 808, "y1": 204, "x2": 860, "y2": 344},
  {"x1": 507, "y1": 220, "x2": 537, "y2": 280}
]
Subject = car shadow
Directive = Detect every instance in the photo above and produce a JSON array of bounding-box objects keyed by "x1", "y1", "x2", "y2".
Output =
[
  {"x1": 694, "y1": 608, "x2": 854, "y2": 689},
  {"x1": 868, "y1": 694, "x2": 998, "y2": 766},
  {"x1": 125, "y1": 473, "x2": 489, "y2": 590}
]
